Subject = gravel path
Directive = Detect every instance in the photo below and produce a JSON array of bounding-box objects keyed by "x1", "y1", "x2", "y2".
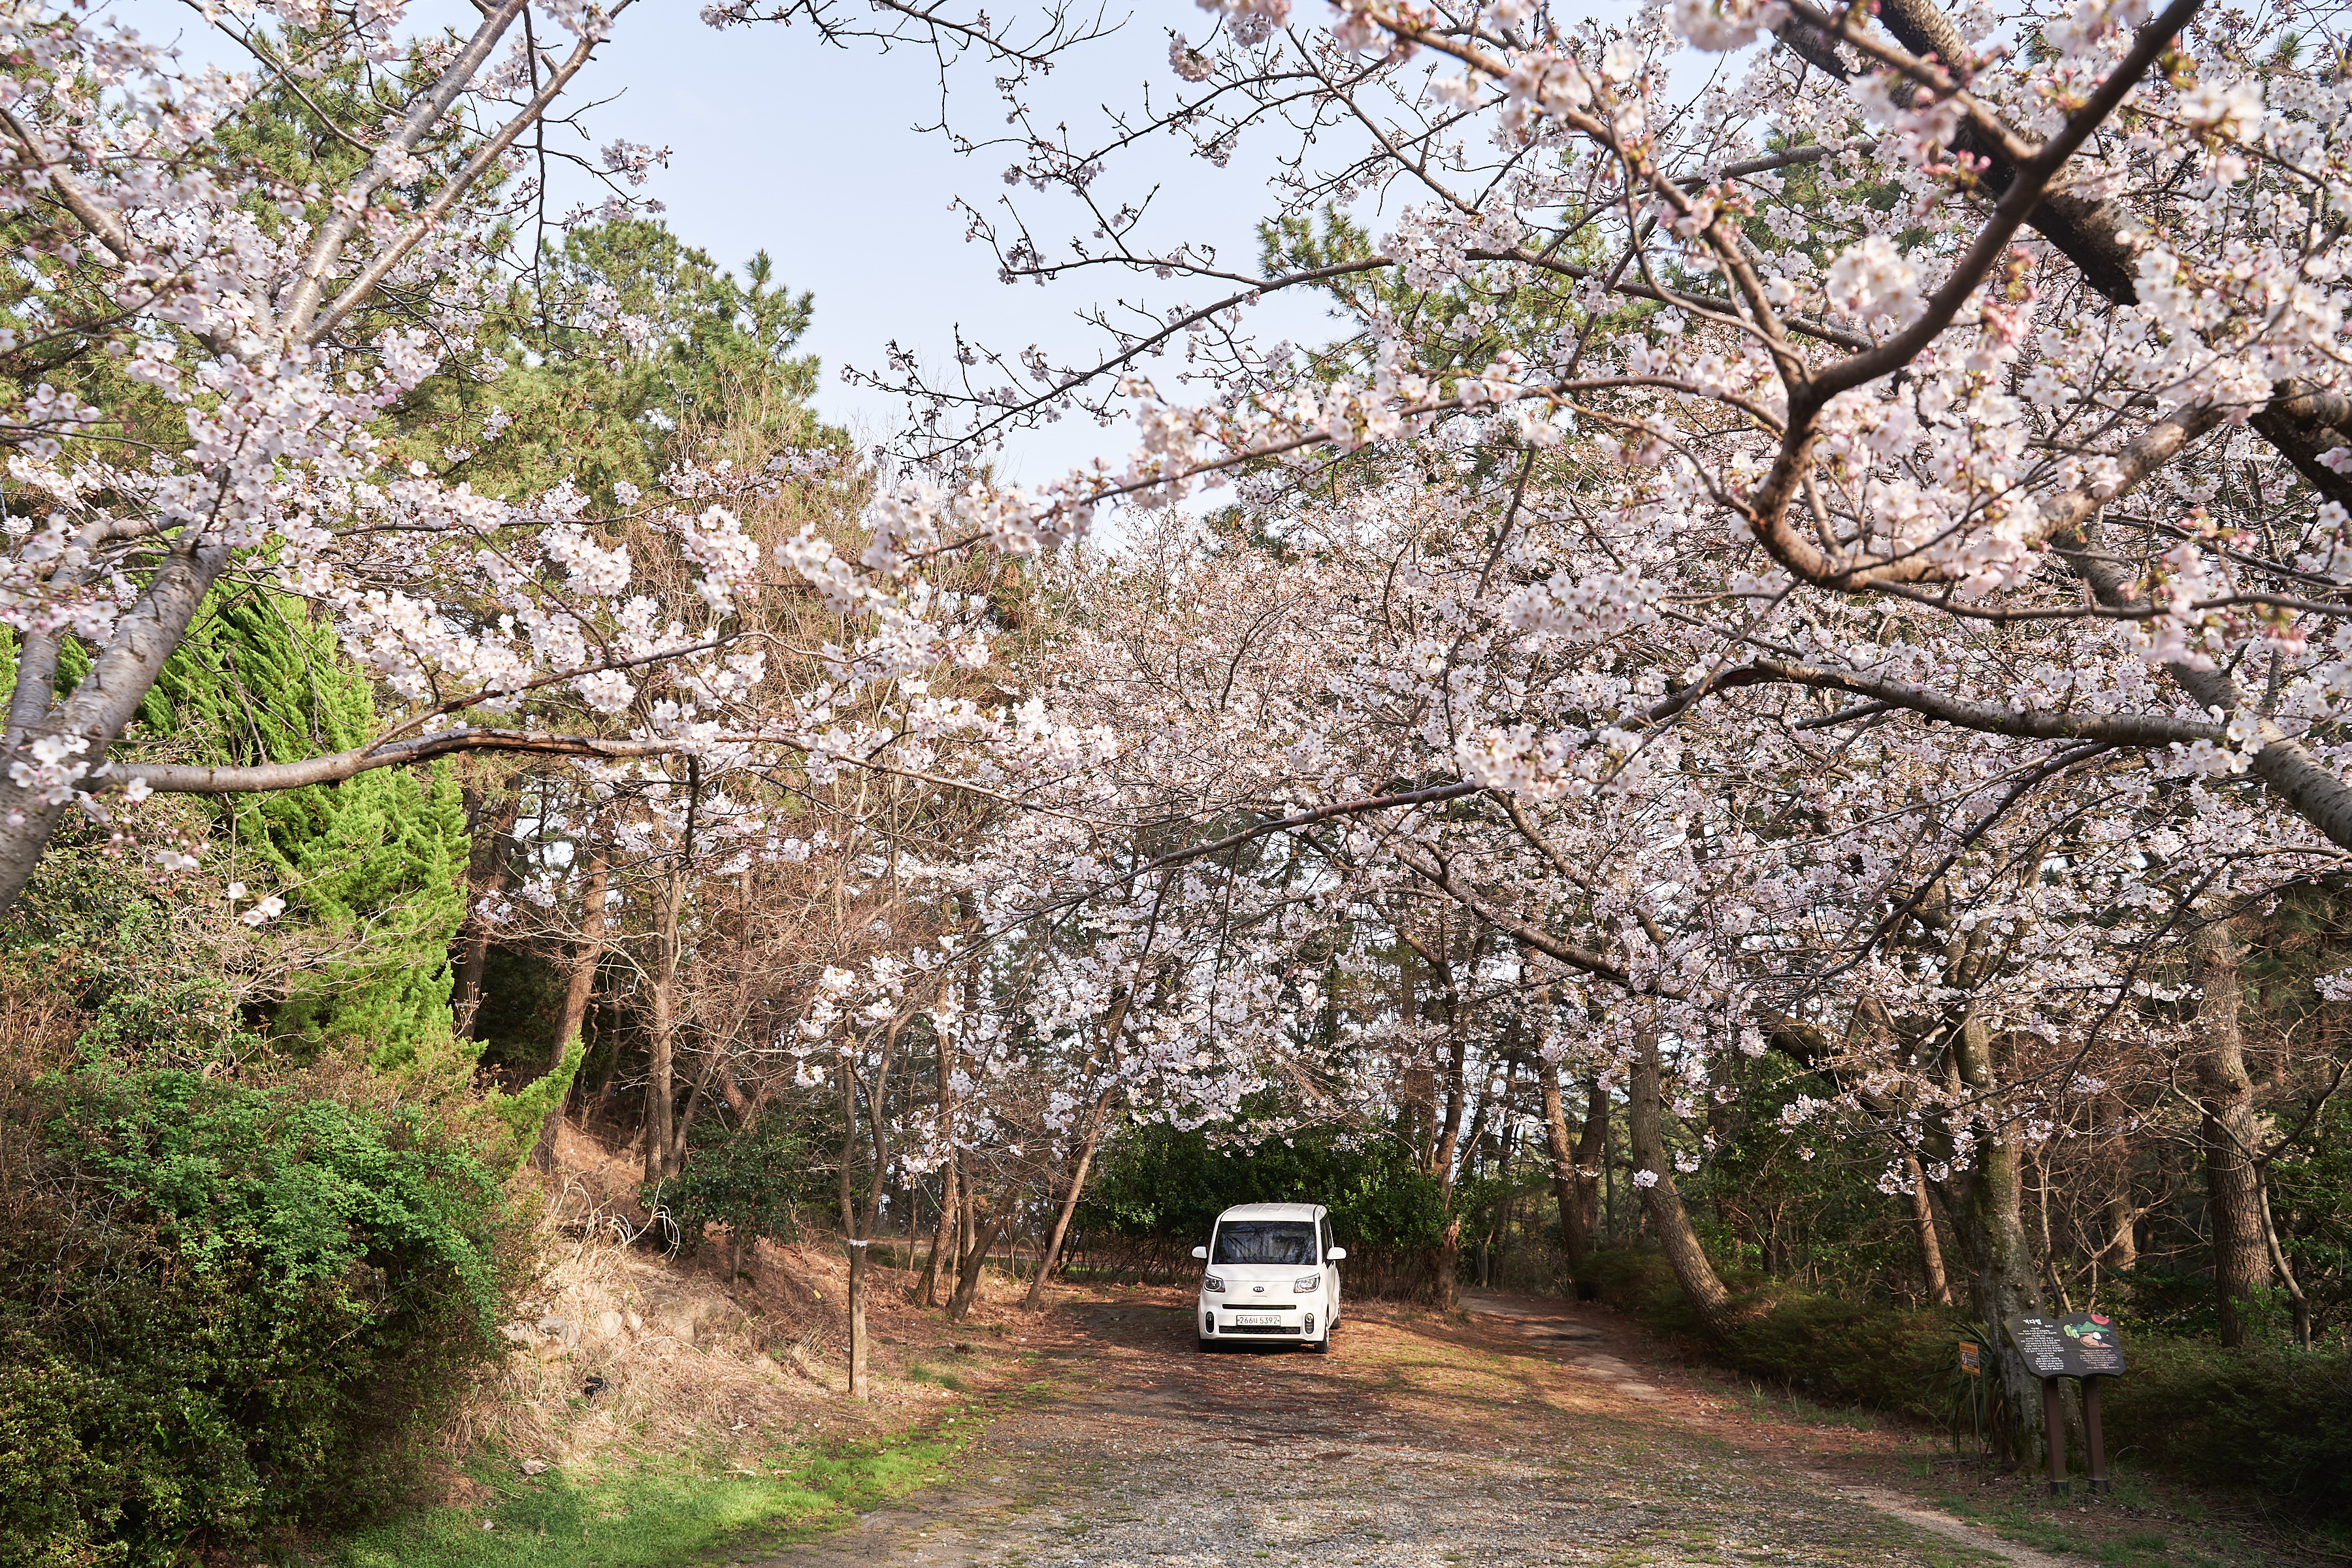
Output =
[{"x1": 759, "y1": 1292, "x2": 2030, "y2": 1568}]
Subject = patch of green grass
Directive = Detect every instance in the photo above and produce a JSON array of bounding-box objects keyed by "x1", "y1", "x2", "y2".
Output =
[
  {"x1": 329, "y1": 1431, "x2": 961, "y2": 1568},
  {"x1": 2092, "y1": 1529, "x2": 2176, "y2": 1568}
]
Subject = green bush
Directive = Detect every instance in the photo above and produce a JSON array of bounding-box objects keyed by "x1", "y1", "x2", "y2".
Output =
[
  {"x1": 0, "y1": 1058, "x2": 524, "y2": 1565},
  {"x1": 1582, "y1": 1246, "x2": 1972, "y2": 1416},
  {"x1": 647, "y1": 1107, "x2": 825, "y2": 1264},
  {"x1": 2102, "y1": 1338, "x2": 2352, "y2": 1518},
  {"x1": 1079, "y1": 1119, "x2": 1449, "y2": 1296}
]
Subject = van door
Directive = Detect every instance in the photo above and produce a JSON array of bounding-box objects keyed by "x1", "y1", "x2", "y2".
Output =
[{"x1": 1322, "y1": 1213, "x2": 1340, "y2": 1313}]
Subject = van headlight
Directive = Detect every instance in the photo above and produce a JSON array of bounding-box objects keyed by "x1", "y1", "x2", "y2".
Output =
[
  {"x1": 1294, "y1": 1273, "x2": 1321, "y2": 1292},
  {"x1": 1203, "y1": 1275, "x2": 1226, "y2": 1293}
]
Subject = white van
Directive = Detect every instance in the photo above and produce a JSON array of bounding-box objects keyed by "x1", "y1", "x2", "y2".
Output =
[{"x1": 1191, "y1": 1201, "x2": 1345, "y2": 1352}]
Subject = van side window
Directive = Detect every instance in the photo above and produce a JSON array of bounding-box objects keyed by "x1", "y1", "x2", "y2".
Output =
[{"x1": 1320, "y1": 1216, "x2": 1333, "y2": 1258}]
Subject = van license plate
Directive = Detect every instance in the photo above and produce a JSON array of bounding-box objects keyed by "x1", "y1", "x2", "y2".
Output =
[{"x1": 1235, "y1": 1314, "x2": 1281, "y2": 1326}]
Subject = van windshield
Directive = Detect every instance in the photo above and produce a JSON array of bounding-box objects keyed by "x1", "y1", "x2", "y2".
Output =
[{"x1": 1212, "y1": 1220, "x2": 1316, "y2": 1266}]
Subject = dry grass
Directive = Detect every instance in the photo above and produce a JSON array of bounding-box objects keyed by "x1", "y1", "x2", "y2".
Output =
[{"x1": 435, "y1": 1119, "x2": 1035, "y2": 1487}]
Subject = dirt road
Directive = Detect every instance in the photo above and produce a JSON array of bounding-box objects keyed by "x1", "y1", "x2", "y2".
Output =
[{"x1": 757, "y1": 1291, "x2": 2032, "y2": 1568}]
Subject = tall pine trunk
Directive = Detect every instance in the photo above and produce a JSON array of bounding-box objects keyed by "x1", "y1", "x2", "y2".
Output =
[{"x1": 643, "y1": 873, "x2": 684, "y2": 1185}]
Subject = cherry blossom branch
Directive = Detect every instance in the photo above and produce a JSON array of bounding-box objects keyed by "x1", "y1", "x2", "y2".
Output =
[
  {"x1": 282, "y1": 0, "x2": 533, "y2": 344},
  {"x1": 304, "y1": 4, "x2": 634, "y2": 348},
  {"x1": 1650, "y1": 655, "x2": 2227, "y2": 747},
  {"x1": 106, "y1": 725, "x2": 685, "y2": 794},
  {"x1": 2053, "y1": 522, "x2": 2352, "y2": 852}
]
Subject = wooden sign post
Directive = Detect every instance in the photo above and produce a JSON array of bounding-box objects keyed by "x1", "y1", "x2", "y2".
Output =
[{"x1": 2003, "y1": 1312, "x2": 2127, "y2": 1496}]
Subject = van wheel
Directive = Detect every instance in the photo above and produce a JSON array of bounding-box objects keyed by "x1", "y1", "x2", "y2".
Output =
[
  {"x1": 1309, "y1": 1332, "x2": 1331, "y2": 1354},
  {"x1": 1197, "y1": 1337, "x2": 1214, "y2": 1352}
]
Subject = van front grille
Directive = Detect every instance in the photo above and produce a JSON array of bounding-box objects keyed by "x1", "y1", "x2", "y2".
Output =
[{"x1": 1220, "y1": 1324, "x2": 1301, "y2": 1335}]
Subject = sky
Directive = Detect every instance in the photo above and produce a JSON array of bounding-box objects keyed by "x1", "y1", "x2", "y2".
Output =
[
  {"x1": 101, "y1": 0, "x2": 1352, "y2": 485},
  {"x1": 369, "y1": 0, "x2": 1352, "y2": 487},
  {"x1": 549, "y1": 0, "x2": 1312, "y2": 485}
]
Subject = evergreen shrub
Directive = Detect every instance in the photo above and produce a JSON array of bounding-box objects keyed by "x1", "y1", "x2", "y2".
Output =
[
  {"x1": 2102, "y1": 1338, "x2": 2352, "y2": 1518},
  {"x1": 0, "y1": 1039, "x2": 523, "y2": 1565},
  {"x1": 649, "y1": 1106, "x2": 826, "y2": 1262},
  {"x1": 1583, "y1": 1246, "x2": 1970, "y2": 1416},
  {"x1": 1079, "y1": 1120, "x2": 1448, "y2": 1297}
]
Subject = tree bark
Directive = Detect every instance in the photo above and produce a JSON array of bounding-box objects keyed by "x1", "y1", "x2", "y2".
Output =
[
  {"x1": 2099, "y1": 1094, "x2": 2138, "y2": 1273},
  {"x1": 917, "y1": 1013, "x2": 961, "y2": 1309},
  {"x1": 1541, "y1": 1064, "x2": 1609, "y2": 1299},
  {"x1": 946, "y1": 1189, "x2": 1005, "y2": 1324},
  {"x1": 1426, "y1": 939, "x2": 1472, "y2": 1310},
  {"x1": 1907, "y1": 1153, "x2": 1955, "y2": 1307},
  {"x1": 1026, "y1": 1085, "x2": 1117, "y2": 1309},
  {"x1": 1948, "y1": 1009, "x2": 2050, "y2": 1456},
  {"x1": 1625, "y1": 1027, "x2": 1737, "y2": 1339},
  {"x1": 2190, "y1": 919, "x2": 2270, "y2": 1346},
  {"x1": 917, "y1": 1158, "x2": 958, "y2": 1308},
  {"x1": 644, "y1": 869, "x2": 689, "y2": 1185},
  {"x1": 533, "y1": 835, "x2": 608, "y2": 1173},
  {"x1": 838, "y1": 1054, "x2": 870, "y2": 1398}
]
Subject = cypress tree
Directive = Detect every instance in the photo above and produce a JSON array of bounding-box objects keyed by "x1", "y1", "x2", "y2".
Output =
[{"x1": 133, "y1": 591, "x2": 468, "y2": 1066}]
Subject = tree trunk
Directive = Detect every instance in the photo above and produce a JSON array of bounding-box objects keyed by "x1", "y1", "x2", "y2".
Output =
[
  {"x1": 917, "y1": 1160, "x2": 958, "y2": 1308},
  {"x1": 836, "y1": 1055, "x2": 870, "y2": 1397},
  {"x1": 1488, "y1": 1058, "x2": 1523, "y2": 1286},
  {"x1": 533, "y1": 836, "x2": 608, "y2": 1173},
  {"x1": 947, "y1": 1199, "x2": 1005, "y2": 1323},
  {"x1": 845, "y1": 1239, "x2": 871, "y2": 1397},
  {"x1": 1907, "y1": 1153, "x2": 1955, "y2": 1307},
  {"x1": 2099, "y1": 1094, "x2": 2138, "y2": 1273},
  {"x1": 1539, "y1": 1060, "x2": 1607, "y2": 1299},
  {"x1": 917, "y1": 1019, "x2": 961, "y2": 1309},
  {"x1": 642, "y1": 871, "x2": 685, "y2": 1186},
  {"x1": 2259, "y1": 1179, "x2": 2314, "y2": 1348},
  {"x1": 1428, "y1": 980, "x2": 1471, "y2": 1310},
  {"x1": 453, "y1": 780, "x2": 522, "y2": 1039},
  {"x1": 1948, "y1": 1009, "x2": 2050, "y2": 1457},
  {"x1": 1026, "y1": 1086, "x2": 1115, "y2": 1308},
  {"x1": 2190, "y1": 919, "x2": 2270, "y2": 1346},
  {"x1": 1626, "y1": 1027, "x2": 1737, "y2": 1339}
]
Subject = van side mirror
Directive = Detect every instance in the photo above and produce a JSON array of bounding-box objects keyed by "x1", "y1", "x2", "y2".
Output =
[
  {"x1": 1191, "y1": 1245, "x2": 1209, "y2": 1260},
  {"x1": 1326, "y1": 1246, "x2": 1347, "y2": 1261}
]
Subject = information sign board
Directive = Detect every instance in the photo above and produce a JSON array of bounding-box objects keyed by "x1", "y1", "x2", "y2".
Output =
[{"x1": 2002, "y1": 1312, "x2": 2127, "y2": 1378}]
